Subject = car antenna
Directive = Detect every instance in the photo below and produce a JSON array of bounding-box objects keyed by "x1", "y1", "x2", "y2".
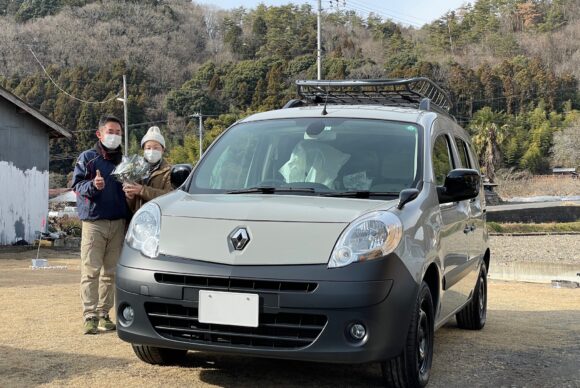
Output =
[{"x1": 321, "y1": 86, "x2": 330, "y2": 116}]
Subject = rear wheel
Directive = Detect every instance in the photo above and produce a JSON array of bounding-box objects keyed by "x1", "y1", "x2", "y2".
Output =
[
  {"x1": 381, "y1": 281, "x2": 434, "y2": 388},
  {"x1": 456, "y1": 263, "x2": 487, "y2": 330},
  {"x1": 132, "y1": 344, "x2": 187, "y2": 365}
]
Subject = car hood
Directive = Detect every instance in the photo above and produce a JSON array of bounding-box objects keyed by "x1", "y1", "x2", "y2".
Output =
[
  {"x1": 155, "y1": 191, "x2": 397, "y2": 265},
  {"x1": 157, "y1": 191, "x2": 396, "y2": 222}
]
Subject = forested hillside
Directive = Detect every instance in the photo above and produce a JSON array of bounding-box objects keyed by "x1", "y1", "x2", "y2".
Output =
[{"x1": 0, "y1": 0, "x2": 578, "y2": 182}]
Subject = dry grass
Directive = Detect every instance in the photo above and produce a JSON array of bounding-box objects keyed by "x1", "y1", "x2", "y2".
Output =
[
  {"x1": 495, "y1": 174, "x2": 580, "y2": 199},
  {"x1": 0, "y1": 250, "x2": 579, "y2": 387}
]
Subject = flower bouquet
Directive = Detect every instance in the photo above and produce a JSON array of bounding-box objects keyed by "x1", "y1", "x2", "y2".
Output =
[{"x1": 111, "y1": 154, "x2": 149, "y2": 184}]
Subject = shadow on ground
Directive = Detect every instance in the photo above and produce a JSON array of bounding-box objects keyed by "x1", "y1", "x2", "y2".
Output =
[
  {"x1": 191, "y1": 354, "x2": 381, "y2": 387},
  {"x1": 177, "y1": 310, "x2": 580, "y2": 388}
]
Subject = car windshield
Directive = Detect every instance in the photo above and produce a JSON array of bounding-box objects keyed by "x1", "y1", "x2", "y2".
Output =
[{"x1": 189, "y1": 118, "x2": 421, "y2": 197}]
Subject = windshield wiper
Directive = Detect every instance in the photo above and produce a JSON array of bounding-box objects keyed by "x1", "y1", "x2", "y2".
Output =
[
  {"x1": 226, "y1": 186, "x2": 316, "y2": 194},
  {"x1": 321, "y1": 191, "x2": 399, "y2": 198}
]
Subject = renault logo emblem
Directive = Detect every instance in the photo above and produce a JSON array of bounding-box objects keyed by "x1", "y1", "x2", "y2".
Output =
[{"x1": 229, "y1": 227, "x2": 250, "y2": 250}]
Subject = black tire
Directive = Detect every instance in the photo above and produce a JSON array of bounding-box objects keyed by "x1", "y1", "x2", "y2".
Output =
[
  {"x1": 131, "y1": 344, "x2": 187, "y2": 365},
  {"x1": 381, "y1": 281, "x2": 434, "y2": 388},
  {"x1": 456, "y1": 263, "x2": 487, "y2": 330}
]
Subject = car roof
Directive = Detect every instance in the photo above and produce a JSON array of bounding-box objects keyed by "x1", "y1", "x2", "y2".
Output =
[{"x1": 240, "y1": 105, "x2": 434, "y2": 124}]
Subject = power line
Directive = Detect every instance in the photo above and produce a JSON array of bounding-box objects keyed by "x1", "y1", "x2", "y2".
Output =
[
  {"x1": 70, "y1": 120, "x2": 170, "y2": 132},
  {"x1": 345, "y1": 0, "x2": 426, "y2": 26},
  {"x1": 28, "y1": 46, "x2": 121, "y2": 105},
  {"x1": 68, "y1": 116, "x2": 220, "y2": 133},
  {"x1": 453, "y1": 86, "x2": 579, "y2": 106},
  {"x1": 349, "y1": 0, "x2": 428, "y2": 24},
  {"x1": 328, "y1": 0, "x2": 423, "y2": 28},
  {"x1": 305, "y1": 0, "x2": 423, "y2": 27}
]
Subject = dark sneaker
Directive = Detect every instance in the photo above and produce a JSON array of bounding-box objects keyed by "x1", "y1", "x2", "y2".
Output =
[
  {"x1": 99, "y1": 315, "x2": 116, "y2": 331},
  {"x1": 83, "y1": 317, "x2": 98, "y2": 335}
]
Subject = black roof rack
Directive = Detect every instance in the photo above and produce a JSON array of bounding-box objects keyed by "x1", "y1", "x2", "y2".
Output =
[{"x1": 295, "y1": 78, "x2": 453, "y2": 114}]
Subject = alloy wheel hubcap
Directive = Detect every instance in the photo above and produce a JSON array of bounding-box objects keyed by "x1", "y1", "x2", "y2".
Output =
[
  {"x1": 417, "y1": 308, "x2": 429, "y2": 374},
  {"x1": 479, "y1": 276, "x2": 485, "y2": 316}
]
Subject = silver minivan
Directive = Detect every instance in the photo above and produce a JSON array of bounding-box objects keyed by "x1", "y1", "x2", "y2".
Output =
[{"x1": 116, "y1": 78, "x2": 489, "y2": 388}]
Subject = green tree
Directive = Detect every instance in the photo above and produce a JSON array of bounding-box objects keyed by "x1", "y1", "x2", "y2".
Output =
[
  {"x1": 520, "y1": 143, "x2": 548, "y2": 172},
  {"x1": 165, "y1": 87, "x2": 223, "y2": 117},
  {"x1": 167, "y1": 133, "x2": 200, "y2": 165}
]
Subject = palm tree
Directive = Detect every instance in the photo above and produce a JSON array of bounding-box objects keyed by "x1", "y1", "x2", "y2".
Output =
[{"x1": 470, "y1": 107, "x2": 505, "y2": 182}]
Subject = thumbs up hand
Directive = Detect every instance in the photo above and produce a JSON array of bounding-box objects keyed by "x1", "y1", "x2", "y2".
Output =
[{"x1": 94, "y1": 169, "x2": 105, "y2": 190}]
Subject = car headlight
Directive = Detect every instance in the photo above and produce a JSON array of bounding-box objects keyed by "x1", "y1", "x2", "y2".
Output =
[
  {"x1": 329, "y1": 211, "x2": 402, "y2": 268},
  {"x1": 126, "y1": 202, "x2": 161, "y2": 258}
]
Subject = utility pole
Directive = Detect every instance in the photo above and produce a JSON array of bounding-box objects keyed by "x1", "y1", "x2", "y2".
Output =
[
  {"x1": 317, "y1": 0, "x2": 322, "y2": 80},
  {"x1": 447, "y1": 14, "x2": 454, "y2": 56},
  {"x1": 198, "y1": 113, "x2": 204, "y2": 159},
  {"x1": 117, "y1": 75, "x2": 129, "y2": 156},
  {"x1": 190, "y1": 112, "x2": 204, "y2": 160}
]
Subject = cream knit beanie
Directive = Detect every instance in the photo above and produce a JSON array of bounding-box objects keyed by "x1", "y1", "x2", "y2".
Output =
[{"x1": 141, "y1": 126, "x2": 165, "y2": 148}]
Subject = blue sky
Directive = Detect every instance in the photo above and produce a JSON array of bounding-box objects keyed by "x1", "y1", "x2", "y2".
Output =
[{"x1": 195, "y1": 0, "x2": 468, "y2": 27}]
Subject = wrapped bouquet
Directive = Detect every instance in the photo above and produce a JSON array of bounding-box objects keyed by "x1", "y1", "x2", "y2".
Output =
[{"x1": 111, "y1": 154, "x2": 149, "y2": 184}]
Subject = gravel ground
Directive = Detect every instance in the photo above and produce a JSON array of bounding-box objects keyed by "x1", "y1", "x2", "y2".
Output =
[{"x1": 489, "y1": 235, "x2": 580, "y2": 264}]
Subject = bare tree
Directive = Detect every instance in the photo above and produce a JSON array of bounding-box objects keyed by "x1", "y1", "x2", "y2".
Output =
[{"x1": 551, "y1": 118, "x2": 580, "y2": 168}]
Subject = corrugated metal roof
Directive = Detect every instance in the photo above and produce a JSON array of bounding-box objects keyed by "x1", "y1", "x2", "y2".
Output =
[{"x1": 0, "y1": 86, "x2": 72, "y2": 139}]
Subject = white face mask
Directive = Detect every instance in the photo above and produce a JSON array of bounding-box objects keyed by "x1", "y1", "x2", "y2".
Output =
[
  {"x1": 101, "y1": 134, "x2": 122, "y2": 149},
  {"x1": 144, "y1": 149, "x2": 162, "y2": 164}
]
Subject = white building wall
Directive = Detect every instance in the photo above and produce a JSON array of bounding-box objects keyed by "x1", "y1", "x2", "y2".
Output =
[{"x1": 0, "y1": 161, "x2": 49, "y2": 245}]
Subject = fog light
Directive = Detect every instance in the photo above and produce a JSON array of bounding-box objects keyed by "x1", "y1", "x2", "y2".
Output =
[
  {"x1": 349, "y1": 323, "x2": 366, "y2": 340},
  {"x1": 120, "y1": 305, "x2": 135, "y2": 327}
]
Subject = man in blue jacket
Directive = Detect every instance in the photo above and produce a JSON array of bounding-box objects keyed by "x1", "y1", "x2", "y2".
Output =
[{"x1": 72, "y1": 115, "x2": 128, "y2": 335}]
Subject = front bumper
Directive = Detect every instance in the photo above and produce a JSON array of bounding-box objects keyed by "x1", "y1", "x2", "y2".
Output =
[{"x1": 116, "y1": 247, "x2": 418, "y2": 364}]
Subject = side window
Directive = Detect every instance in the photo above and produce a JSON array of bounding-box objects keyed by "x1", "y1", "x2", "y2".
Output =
[
  {"x1": 432, "y1": 135, "x2": 454, "y2": 186},
  {"x1": 467, "y1": 143, "x2": 480, "y2": 171},
  {"x1": 455, "y1": 138, "x2": 472, "y2": 169}
]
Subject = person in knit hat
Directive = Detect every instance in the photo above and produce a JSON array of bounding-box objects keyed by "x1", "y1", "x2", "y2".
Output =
[{"x1": 123, "y1": 126, "x2": 173, "y2": 213}]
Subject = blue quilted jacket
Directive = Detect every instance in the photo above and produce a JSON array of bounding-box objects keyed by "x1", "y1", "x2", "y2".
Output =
[{"x1": 71, "y1": 145, "x2": 128, "y2": 221}]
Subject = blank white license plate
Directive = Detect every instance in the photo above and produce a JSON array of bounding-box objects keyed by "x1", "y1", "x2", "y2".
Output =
[{"x1": 198, "y1": 290, "x2": 259, "y2": 327}]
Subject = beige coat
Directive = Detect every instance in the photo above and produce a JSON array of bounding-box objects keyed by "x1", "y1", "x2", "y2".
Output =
[{"x1": 127, "y1": 159, "x2": 173, "y2": 214}]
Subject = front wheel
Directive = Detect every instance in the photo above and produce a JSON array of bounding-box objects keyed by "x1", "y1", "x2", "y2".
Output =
[
  {"x1": 132, "y1": 344, "x2": 187, "y2": 365},
  {"x1": 381, "y1": 281, "x2": 434, "y2": 388},
  {"x1": 456, "y1": 263, "x2": 487, "y2": 330}
]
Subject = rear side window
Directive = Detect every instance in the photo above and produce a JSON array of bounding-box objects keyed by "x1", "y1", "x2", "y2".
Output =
[
  {"x1": 432, "y1": 135, "x2": 453, "y2": 186},
  {"x1": 455, "y1": 137, "x2": 472, "y2": 169},
  {"x1": 468, "y1": 143, "x2": 480, "y2": 171}
]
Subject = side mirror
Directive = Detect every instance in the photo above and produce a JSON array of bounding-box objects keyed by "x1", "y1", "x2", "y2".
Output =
[
  {"x1": 170, "y1": 164, "x2": 193, "y2": 189},
  {"x1": 437, "y1": 169, "x2": 480, "y2": 204},
  {"x1": 397, "y1": 188, "x2": 420, "y2": 210}
]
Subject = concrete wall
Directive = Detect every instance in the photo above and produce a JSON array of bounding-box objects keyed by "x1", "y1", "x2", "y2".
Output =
[
  {"x1": 487, "y1": 204, "x2": 580, "y2": 223},
  {"x1": 0, "y1": 100, "x2": 50, "y2": 245}
]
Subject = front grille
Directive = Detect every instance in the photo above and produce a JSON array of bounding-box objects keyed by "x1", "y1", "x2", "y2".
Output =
[
  {"x1": 154, "y1": 273, "x2": 318, "y2": 293},
  {"x1": 145, "y1": 302, "x2": 327, "y2": 349}
]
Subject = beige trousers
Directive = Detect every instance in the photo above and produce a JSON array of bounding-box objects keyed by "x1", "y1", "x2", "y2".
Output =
[{"x1": 80, "y1": 219, "x2": 126, "y2": 319}]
